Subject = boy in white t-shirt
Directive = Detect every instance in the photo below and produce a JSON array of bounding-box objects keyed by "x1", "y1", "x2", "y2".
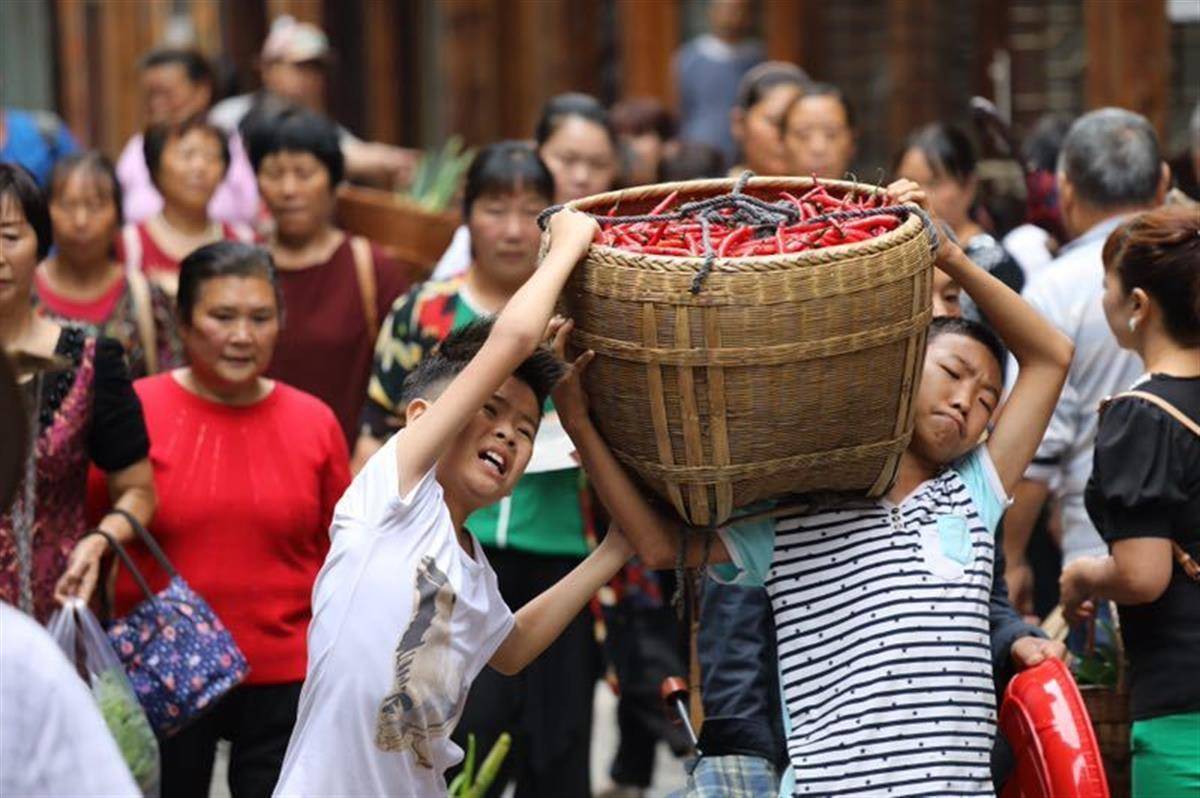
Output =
[
  {"x1": 273, "y1": 209, "x2": 632, "y2": 797},
  {"x1": 553, "y1": 182, "x2": 1074, "y2": 796}
]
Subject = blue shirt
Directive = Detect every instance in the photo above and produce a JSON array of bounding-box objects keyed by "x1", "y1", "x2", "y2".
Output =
[
  {"x1": 1, "y1": 108, "x2": 78, "y2": 187},
  {"x1": 674, "y1": 35, "x2": 765, "y2": 167}
]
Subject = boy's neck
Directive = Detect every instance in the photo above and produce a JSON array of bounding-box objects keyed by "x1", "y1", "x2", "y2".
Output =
[
  {"x1": 887, "y1": 450, "x2": 940, "y2": 504},
  {"x1": 441, "y1": 483, "x2": 481, "y2": 561}
]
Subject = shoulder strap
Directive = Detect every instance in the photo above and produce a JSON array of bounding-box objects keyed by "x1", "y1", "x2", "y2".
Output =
[
  {"x1": 125, "y1": 270, "x2": 159, "y2": 375},
  {"x1": 350, "y1": 235, "x2": 379, "y2": 338},
  {"x1": 1109, "y1": 390, "x2": 1200, "y2": 437},
  {"x1": 1107, "y1": 390, "x2": 1200, "y2": 582},
  {"x1": 121, "y1": 225, "x2": 143, "y2": 277}
]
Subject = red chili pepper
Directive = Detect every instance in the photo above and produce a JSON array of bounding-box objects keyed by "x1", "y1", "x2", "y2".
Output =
[
  {"x1": 780, "y1": 191, "x2": 805, "y2": 214},
  {"x1": 646, "y1": 221, "x2": 670, "y2": 247},
  {"x1": 718, "y1": 226, "x2": 752, "y2": 258},
  {"x1": 615, "y1": 227, "x2": 643, "y2": 248},
  {"x1": 820, "y1": 227, "x2": 844, "y2": 246},
  {"x1": 642, "y1": 245, "x2": 692, "y2": 256},
  {"x1": 845, "y1": 214, "x2": 900, "y2": 232},
  {"x1": 648, "y1": 190, "x2": 679, "y2": 217}
]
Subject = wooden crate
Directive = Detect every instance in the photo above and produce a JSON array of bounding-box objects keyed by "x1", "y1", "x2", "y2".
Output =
[{"x1": 335, "y1": 185, "x2": 460, "y2": 280}]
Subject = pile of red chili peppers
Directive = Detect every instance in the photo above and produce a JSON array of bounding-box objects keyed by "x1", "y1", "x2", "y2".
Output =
[{"x1": 596, "y1": 182, "x2": 902, "y2": 258}]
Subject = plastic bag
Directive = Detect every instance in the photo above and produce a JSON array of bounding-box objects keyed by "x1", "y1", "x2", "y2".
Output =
[{"x1": 48, "y1": 598, "x2": 161, "y2": 797}]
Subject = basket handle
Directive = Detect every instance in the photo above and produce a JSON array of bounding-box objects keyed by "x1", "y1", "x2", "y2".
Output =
[
  {"x1": 82, "y1": 528, "x2": 157, "y2": 604},
  {"x1": 104, "y1": 508, "x2": 180, "y2": 580}
]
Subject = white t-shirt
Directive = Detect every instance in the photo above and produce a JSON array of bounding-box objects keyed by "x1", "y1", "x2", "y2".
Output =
[
  {"x1": 274, "y1": 435, "x2": 515, "y2": 797},
  {"x1": 1008, "y1": 215, "x2": 1143, "y2": 562}
]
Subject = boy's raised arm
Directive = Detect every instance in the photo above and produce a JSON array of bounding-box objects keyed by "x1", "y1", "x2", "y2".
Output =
[
  {"x1": 550, "y1": 323, "x2": 731, "y2": 571},
  {"x1": 394, "y1": 210, "x2": 598, "y2": 494},
  {"x1": 888, "y1": 180, "x2": 1074, "y2": 493},
  {"x1": 489, "y1": 524, "x2": 632, "y2": 675}
]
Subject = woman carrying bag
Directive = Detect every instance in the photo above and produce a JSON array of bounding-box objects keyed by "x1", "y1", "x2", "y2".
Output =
[
  {"x1": 0, "y1": 162, "x2": 156, "y2": 623},
  {"x1": 1060, "y1": 206, "x2": 1200, "y2": 796},
  {"x1": 110, "y1": 241, "x2": 349, "y2": 798}
]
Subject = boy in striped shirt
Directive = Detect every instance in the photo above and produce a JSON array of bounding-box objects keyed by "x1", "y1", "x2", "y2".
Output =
[{"x1": 555, "y1": 181, "x2": 1073, "y2": 796}]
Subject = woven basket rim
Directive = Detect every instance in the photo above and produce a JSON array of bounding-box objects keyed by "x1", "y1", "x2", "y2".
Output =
[{"x1": 566, "y1": 176, "x2": 929, "y2": 272}]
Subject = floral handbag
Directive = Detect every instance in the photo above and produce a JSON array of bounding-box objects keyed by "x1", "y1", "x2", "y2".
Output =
[{"x1": 88, "y1": 510, "x2": 249, "y2": 736}]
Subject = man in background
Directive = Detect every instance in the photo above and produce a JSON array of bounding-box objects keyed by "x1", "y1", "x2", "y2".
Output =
[
  {"x1": 674, "y1": 0, "x2": 764, "y2": 169},
  {"x1": 1003, "y1": 109, "x2": 1169, "y2": 619},
  {"x1": 210, "y1": 15, "x2": 413, "y2": 188}
]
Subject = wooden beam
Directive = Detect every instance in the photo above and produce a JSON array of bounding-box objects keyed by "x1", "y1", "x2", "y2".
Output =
[
  {"x1": 617, "y1": 0, "x2": 679, "y2": 105},
  {"x1": 886, "y1": 0, "x2": 937, "y2": 151},
  {"x1": 363, "y1": 0, "x2": 401, "y2": 144},
  {"x1": 98, "y1": 1, "x2": 146, "y2": 157},
  {"x1": 1084, "y1": 0, "x2": 1169, "y2": 135},
  {"x1": 55, "y1": 0, "x2": 90, "y2": 147},
  {"x1": 440, "y1": 0, "x2": 501, "y2": 145},
  {"x1": 764, "y1": 0, "x2": 805, "y2": 67},
  {"x1": 496, "y1": 0, "x2": 542, "y2": 139}
]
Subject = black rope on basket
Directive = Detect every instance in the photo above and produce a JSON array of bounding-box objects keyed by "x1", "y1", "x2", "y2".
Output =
[{"x1": 537, "y1": 172, "x2": 941, "y2": 296}]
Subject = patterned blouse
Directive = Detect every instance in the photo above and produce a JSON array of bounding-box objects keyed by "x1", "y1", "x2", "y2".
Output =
[
  {"x1": 33, "y1": 273, "x2": 184, "y2": 380},
  {"x1": 0, "y1": 328, "x2": 149, "y2": 621}
]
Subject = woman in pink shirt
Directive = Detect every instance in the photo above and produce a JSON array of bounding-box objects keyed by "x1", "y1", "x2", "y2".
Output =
[{"x1": 120, "y1": 118, "x2": 255, "y2": 298}]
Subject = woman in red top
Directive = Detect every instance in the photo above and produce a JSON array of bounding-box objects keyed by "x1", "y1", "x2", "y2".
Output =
[
  {"x1": 121, "y1": 117, "x2": 254, "y2": 298},
  {"x1": 244, "y1": 107, "x2": 411, "y2": 446},
  {"x1": 37, "y1": 152, "x2": 183, "y2": 378},
  {"x1": 114, "y1": 241, "x2": 349, "y2": 798}
]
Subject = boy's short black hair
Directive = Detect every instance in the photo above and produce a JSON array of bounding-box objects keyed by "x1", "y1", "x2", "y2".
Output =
[
  {"x1": 399, "y1": 319, "x2": 564, "y2": 412},
  {"x1": 244, "y1": 105, "x2": 344, "y2": 187},
  {"x1": 0, "y1": 162, "x2": 51, "y2": 260},
  {"x1": 927, "y1": 316, "x2": 1006, "y2": 376},
  {"x1": 143, "y1": 116, "x2": 231, "y2": 188}
]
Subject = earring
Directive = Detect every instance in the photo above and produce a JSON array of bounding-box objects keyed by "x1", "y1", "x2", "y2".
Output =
[{"x1": 1128, "y1": 318, "x2": 1138, "y2": 333}]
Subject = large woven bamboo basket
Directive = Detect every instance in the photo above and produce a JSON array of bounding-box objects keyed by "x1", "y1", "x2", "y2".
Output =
[{"x1": 560, "y1": 176, "x2": 934, "y2": 527}]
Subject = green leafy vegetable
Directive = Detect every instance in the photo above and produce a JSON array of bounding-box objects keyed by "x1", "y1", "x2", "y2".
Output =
[
  {"x1": 93, "y1": 668, "x2": 159, "y2": 793},
  {"x1": 397, "y1": 136, "x2": 474, "y2": 213}
]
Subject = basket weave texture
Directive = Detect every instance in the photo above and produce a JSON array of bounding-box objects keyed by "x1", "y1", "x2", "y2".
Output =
[
  {"x1": 561, "y1": 176, "x2": 934, "y2": 527},
  {"x1": 1079, "y1": 686, "x2": 1131, "y2": 798}
]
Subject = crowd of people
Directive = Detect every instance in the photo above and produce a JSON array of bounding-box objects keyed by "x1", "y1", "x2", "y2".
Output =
[{"x1": 1, "y1": 5, "x2": 1198, "y2": 798}]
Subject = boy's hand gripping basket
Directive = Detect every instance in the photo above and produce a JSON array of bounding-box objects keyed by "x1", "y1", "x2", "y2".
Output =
[{"x1": 558, "y1": 176, "x2": 936, "y2": 527}]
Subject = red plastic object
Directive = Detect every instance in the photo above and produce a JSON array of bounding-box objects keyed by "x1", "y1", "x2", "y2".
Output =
[{"x1": 999, "y1": 657, "x2": 1110, "y2": 798}]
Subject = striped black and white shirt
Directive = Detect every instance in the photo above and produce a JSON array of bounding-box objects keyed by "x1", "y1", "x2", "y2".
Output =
[{"x1": 716, "y1": 446, "x2": 1009, "y2": 797}]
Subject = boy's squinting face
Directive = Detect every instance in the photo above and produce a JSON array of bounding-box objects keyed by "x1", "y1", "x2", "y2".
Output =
[
  {"x1": 910, "y1": 334, "x2": 1001, "y2": 465},
  {"x1": 438, "y1": 376, "x2": 540, "y2": 507}
]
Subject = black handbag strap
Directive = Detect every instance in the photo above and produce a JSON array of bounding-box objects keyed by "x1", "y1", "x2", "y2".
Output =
[
  {"x1": 83, "y1": 528, "x2": 157, "y2": 603},
  {"x1": 104, "y1": 508, "x2": 180, "y2": 580}
]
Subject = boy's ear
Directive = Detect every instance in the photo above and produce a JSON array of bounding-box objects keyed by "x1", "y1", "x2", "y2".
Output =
[{"x1": 405, "y1": 397, "x2": 431, "y2": 427}]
